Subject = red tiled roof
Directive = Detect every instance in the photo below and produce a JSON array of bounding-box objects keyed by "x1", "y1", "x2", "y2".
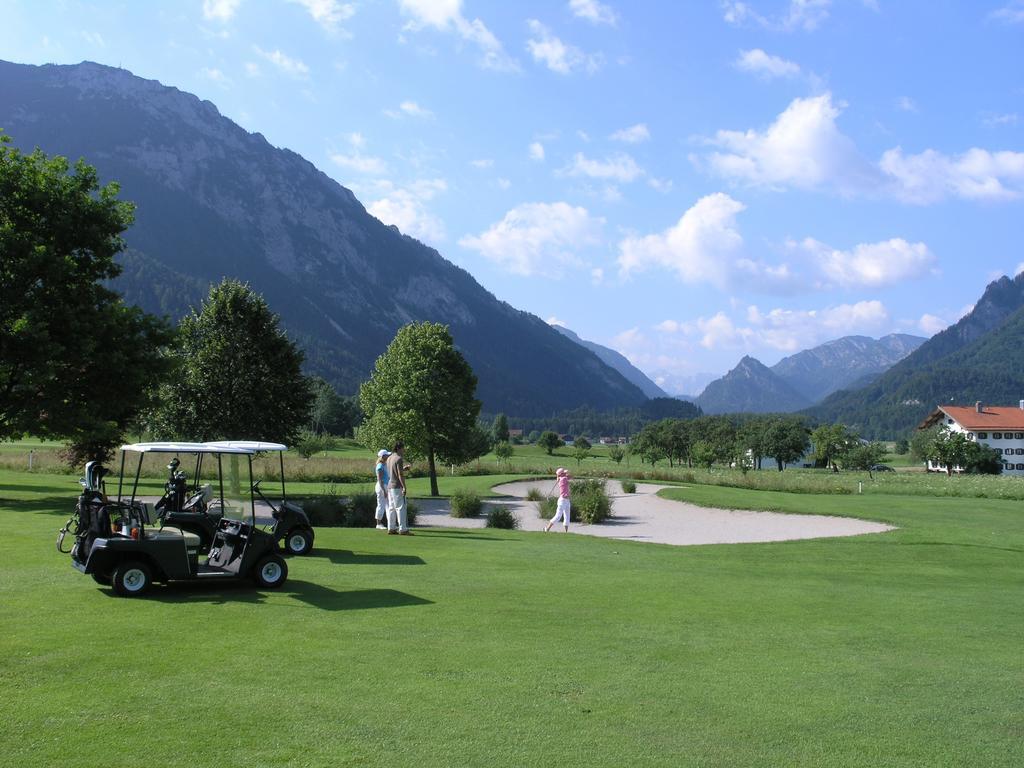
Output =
[{"x1": 938, "y1": 405, "x2": 1024, "y2": 430}]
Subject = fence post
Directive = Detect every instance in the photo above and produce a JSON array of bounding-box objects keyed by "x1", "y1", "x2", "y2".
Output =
[{"x1": 28, "y1": 450, "x2": 34, "y2": 471}]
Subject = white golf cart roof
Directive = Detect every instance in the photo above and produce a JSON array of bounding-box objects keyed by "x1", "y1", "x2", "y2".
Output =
[
  {"x1": 120, "y1": 441, "x2": 256, "y2": 455},
  {"x1": 205, "y1": 441, "x2": 288, "y2": 452}
]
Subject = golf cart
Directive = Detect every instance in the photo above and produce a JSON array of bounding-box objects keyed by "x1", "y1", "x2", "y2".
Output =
[
  {"x1": 205, "y1": 441, "x2": 315, "y2": 556},
  {"x1": 59, "y1": 442, "x2": 289, "y2": 597}
]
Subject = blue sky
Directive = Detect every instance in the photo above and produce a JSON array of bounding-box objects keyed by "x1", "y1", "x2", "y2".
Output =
[{"x1": 3, "y1": 0, "x2": 1023, "y2": 393}]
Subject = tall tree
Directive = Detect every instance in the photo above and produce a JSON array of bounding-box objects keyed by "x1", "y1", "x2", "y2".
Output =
[
  {"x1": 537, "y1": 430, "x2": 564, "y2": 455},
  {"x1": 763, "y1": 417, "x2": 811, "y2": 471},
  {"x1": 309, "y1": 376, "x2": 361, "y2": 436},
  {"x1": 151, "y1": 279, "x2": 313, "y2": 443},
  {"x1": 0, "y1": 133, "x2": 171, "y2": 461},
  {"x1": 359, "y1": 322, "x2": 481, "y2": 496},
  {"x1": 811, "y1": 423, "x2": 859, "y2": 472},
  {"x1": 491, "y1": 413, "x2": 510, "y2": 445}
]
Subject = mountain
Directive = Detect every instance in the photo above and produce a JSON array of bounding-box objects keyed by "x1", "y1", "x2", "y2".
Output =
[
  {"x1": 696, "y1": 356, "x2": 812, "y2": 415},
  {"x1": 771, "y1": 333, "x2": 926, "y2": 403},
  {"x1": 552, "y1": 325, "x2": 667, "y2": 399},
  {"x1": 655, "y1": 371, "x2": 719, "y2": 398},
  {"x1": 0, "y1": 60, "x2": 647, "y2": 415},
  {"x1": 806, "y1": 274, "x2": 1024, "y2": 438}
]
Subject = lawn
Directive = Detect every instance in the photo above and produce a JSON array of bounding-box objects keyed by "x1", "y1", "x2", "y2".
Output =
[{"x1": 2, "y1": 471, "x2": 1022, "y2": 767}]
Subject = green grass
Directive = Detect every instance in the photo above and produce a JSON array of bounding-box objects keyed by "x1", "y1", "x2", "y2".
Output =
[{"x1": 2, "y1": 468, "x2": 1023, "y2": 766}]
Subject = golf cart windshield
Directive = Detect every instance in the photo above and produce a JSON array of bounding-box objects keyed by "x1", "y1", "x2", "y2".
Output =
[
  {"x1": 117, "y1": 442, "x2": 258, "y2": 524},
  {"x1": 205, "y1": 441, "x2": 289, "y2": 502}
]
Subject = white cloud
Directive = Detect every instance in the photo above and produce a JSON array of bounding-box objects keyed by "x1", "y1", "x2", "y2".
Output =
[
  {"x1": 458, "y1": 202, "x2": 605, "y2": 277},
  {"x1": 880, "y1": 147, "x2": 1024, "y2": 203},
  {"x1": 735, "y1": 49, "x2": 800, "y2": 79},
  {"x1": 984, "y1": 113, "x2": 1019, "y2": 126},
  {"x1": 329, "y1": 151, "x2": 388, "y2": 175},
  {"x1": 253, "y1": 46, "x2": 310, "y2": 77},
  {"x1": 547, "y1": 316, "x2": 568, "y2": 327},
  {"x1": 564, "y1": 152, "x2": 644, "y2": 182},
  {"x1": 81, "y1": 31, "x2": 106, "y2": 47},
  {"x1": 203, "y1": 0, "x2": 241, "y2": 22},
  {"x1": 918, "y1": 314, "x2": 947, "y2": 336},
  {"x1": 648, "y1": 177, "x2": 673, "y2": 193},
  {"x1": 698, "y1": 92, "x2": 1024, "y2": 203},
  {"x1": 496, "y1": 178, "x2": 511, "y2": 190},
  {"x1": 990, "y1": 2, "x2": 1024, "y2": 24},
  {"x1": 617, "y1": 193, "x2": 745, "y2": 286},
  {"x1": 398, "y1": 0, "x2": 518, "y2": 72},
  {"x1": 471, "y1": 158, "x2": 493, "y2": 169},
  {"x1": 244, "y1": 61, "x2": 260, "y2": 76},
  {"x1": 386, "y1": 100, "x2": 434, "y2": 119},
  {"x1": 347, "y1": 132, "x2": 366, "y2": 149},
  {"x1": 286, "y1": 0, "x2": 355, "y2": 31},
  {"x1": 895, "y1": 96, "x2": 918, "y2": 113},
  {"x1": 700, "y1": 92, "x2": 872, "y2": 192},
  {"x1": 792, "y1": 237, "x2": 936, "y2": 287},
  {"x1": 199, "y1": 67, "x2": 231, "y2": 87},
  {"x1": 569, "y1": 0, "x2": 618, "y2": 26},
  {"x1": 367, "y1": 178, "x2": 448, "y2": 244},
  {"x1": 722, "y1": 0, "x2": 832, "y2": 31},
  {"x1": 529, "y1": 142, "x2": 545, "y2": 161},
  {"x1": 591, "y1": 267, "x2": 605, "y2": 284},
  {"x1": 526, "y1": 20, "x2": 602, "y2": 75},
  {"x1": 609, "y1": 123, "x2": 650, "y2": 143}
]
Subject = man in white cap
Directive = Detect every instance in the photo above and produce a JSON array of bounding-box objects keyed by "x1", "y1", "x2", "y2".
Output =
[
  {"x1": 544, "y1": 467, "x2": 571, "y2": 533},
  {"x1": 374, "y1": 449, "x2": 391, "y2": 530}
]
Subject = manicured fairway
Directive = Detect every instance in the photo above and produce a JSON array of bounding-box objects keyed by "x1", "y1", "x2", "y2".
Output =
[{"x1": 1, "y1": 475, "x2": 1022, "y2": 767}]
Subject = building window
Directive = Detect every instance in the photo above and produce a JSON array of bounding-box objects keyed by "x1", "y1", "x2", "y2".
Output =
[
  {"x1": 994, "y1": 432, "x2": 1003, "y2": 439},
  {"x1": 1016, "y1": 433, "x2": 1024, "y2": 440},
  {"x1": 1018, "y1": 464, "x2": 1024, "y2": 471},
  {"x1": 947, "y1": 419, "x2": 953, "y2": 424},
  {"x1": 978, "y1": 432, "x2": 988, "y2": 439}
]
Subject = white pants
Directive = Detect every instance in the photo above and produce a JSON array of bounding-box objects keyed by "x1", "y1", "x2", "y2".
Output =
[
  {"x1": 374, "y1": 484, "x2": 387, "y2": 522},
  {"x1": 387, "y1": 488, "x2": 408, "y2": 532},
  {"x1": 551, "y1": 497, "x2": 571, "y2": 528}
]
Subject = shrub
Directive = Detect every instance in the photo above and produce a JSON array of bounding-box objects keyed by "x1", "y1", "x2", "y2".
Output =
[
  {"x1": 621, "y1": 479, "x2": 637, "y2": 494},
  {"x1": 301, "y1": 496, "x2": 348, "y2": 527},
  {"x1": 406, "y1": 500, "x2": 419, "y2": 527},
  {"x1": 525, "y1": 487, "x2": 545, "y2": 502},
  {"x1": 485, "y1": 506, "x2": 519, "y2": 529},
  {"x1": 343, "y1": 491, "x2": 378, "y2": 527},
  {"x1": 532, "y1": 495, "x2": 557, "y2": 520},
  {"x1": 450, "y1": 489, "x2": 484, "y2": 518},
  {"x1": 570, "y1": 479, "x2": 613, "y2": 524}
]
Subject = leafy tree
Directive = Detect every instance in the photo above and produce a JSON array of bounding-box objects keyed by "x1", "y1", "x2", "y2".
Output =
[
  {"x1": 928, "y1": 429, "x2": 971, "y2": 476},
  {"x1": 811, "y1": 423, "x2": 860, "y2": 472},
  {"x1": 691, "y1": 440, "x2": 716, "y2": 471},
  {"x1": 293, "y1": 427, "x2": 338, "y2": 459},
  {"x1": 910, "y1": 425, "x2": 941, "y2": 463},
  {"x1": 527, "y1": 430, "x2": 541, "y2": 444},
  {"x1": 491, "y1": 413, "x2": 510, "y2": 445},
  {"x1": 574, "y1": 436, "x2": 592, "y2": 451},
  {"x1": 152, "y1": 279, "x2": 313, "y2": 444},
  {"x1": 839, "y1": 441, "x2": 888, "y2": 478},
  {"x1": 572, "y1": 442, "x2": 591, "y2": 466},
  {"x1": 632, "y1": 423, "x2": 665, "y2": 466},
  {"x1": 0, "y1": 133, "x2": 172, "y2": 462},
  {"x1": 894, "y1": 438, "x2": 910, "y2": 455},
  {"x1": 358, "y1": 322, "x2": 481, "y2": 496},
  {"x1": 607, "y1": 445, "x2": 625, "y2": 464},
  {"x1": 537, "y1": 430, "x2": 564, "y2": 455},
  {"x1": 763, "y1": 417, "x2": 810, "y2": 471},
  {"x1": 963, "y1": 442, "x2": 1003, "y2": 475},
  {"x1": 494, "y1": 440, "x2": 514, "y2": 464},
  {"x1": 309, "y1": 377, "x2": 361, "y2": 436}
]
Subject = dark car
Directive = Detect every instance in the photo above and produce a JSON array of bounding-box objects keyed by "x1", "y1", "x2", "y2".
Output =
[{"x1": 869, "y1": 464, "x2": 896, "y2": 472}]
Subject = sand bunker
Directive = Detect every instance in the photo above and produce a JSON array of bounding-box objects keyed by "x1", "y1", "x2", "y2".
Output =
[{"x1": 413, "y1": 479, "x2": 894, "y2": 546}]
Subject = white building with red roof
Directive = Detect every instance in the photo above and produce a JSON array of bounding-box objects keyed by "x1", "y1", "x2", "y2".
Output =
[{"x1": 918, "y1": 401, "x2": 1024, "y2": 474}]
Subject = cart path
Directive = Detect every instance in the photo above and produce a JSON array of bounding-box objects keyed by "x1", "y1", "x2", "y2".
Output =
[{"x1": 412, "y1": 479, "x2": 894, "y2": 546}]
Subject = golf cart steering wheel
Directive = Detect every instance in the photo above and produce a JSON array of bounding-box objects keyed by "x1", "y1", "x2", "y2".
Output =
[{"x1": 182, "y1": 490, "x2": 207, "y2": 513}]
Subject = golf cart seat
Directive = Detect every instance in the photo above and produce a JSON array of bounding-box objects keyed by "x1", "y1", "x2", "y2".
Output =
[{"x1": 147, "y1": 526, "x2": 202, "y2": 548}]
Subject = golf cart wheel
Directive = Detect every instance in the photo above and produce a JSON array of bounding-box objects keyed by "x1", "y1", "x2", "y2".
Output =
[
  {"x1": 112, "y1": 560, "x2": 152, "y2": 597},
  {"x1": 92, "y1": 572, "x2": 112, "y2": 586},
  {"x1": 285, "y1": 528, "x2": 314, "y2": 556},
  {"x1": 254, "y1": 554, "x2": 288, "y2": 589}
]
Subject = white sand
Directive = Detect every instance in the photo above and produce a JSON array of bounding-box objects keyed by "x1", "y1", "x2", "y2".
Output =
[{"x1": 413, "y1": 479, "x2": 894, "y2": 546}]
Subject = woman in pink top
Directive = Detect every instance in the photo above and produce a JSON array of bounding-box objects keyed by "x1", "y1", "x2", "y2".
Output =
[{"x1": 544, "y1": 467, "x2": 571, "y2": 533}]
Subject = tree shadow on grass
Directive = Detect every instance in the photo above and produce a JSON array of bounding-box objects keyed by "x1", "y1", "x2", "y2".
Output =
[
  {"x1": 411, "y1": 530, "x2": 508, "y2": 541},
  {"x1": 126, "y1": 579, "x2": 433, "y2": 611},
  {"x1": 310, "y1": 548, "x2": 425, "y2": 566},
  {"x1": 899, "y1": 541, "x2": 1024, "y2": 555},
  {"x1": 0, "y1": 495, "x2": 73, "y2": 515}
]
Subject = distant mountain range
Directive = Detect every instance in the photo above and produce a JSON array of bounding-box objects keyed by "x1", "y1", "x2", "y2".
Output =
[
  {"x1": 806, "y1": 274, "x2": 1024, "y2": 438},
  {"x1": 697, "y1": 356, "x2": 811, "y2": 415},
  {"x1": 694, "y1": 333, "x2": 926, "y2": 415},
  {"x1": 0, "y1": 59, "x2": 647, "y2": 415},
  {"x1": 551, "y1": 325, "x2": 667, "y2": 399}
]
